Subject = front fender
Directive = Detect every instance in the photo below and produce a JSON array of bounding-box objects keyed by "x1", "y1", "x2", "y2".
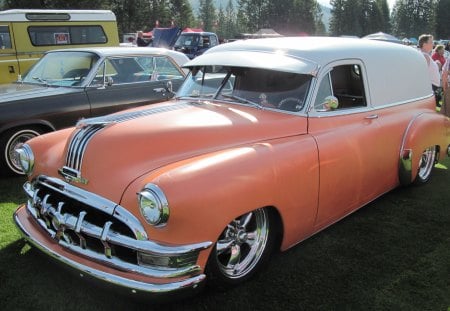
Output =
[
  {"x1": 120, "y1": 135, "x2": 320, "y2": 268},
  {"x1": 399, "y1": 112, "x2": 450, "y2": 185}
]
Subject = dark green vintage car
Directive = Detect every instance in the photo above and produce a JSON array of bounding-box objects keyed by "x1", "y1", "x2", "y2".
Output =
[{"x1": 0, "y1": 46, "x2": 189, "y2": 175}]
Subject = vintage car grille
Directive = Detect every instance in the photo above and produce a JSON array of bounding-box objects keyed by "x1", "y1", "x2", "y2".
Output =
[{"x1": 23, "y1": 176, "x2": 211, "y2": 278}]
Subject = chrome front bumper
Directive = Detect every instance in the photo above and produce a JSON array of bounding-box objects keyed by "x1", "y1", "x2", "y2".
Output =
[
  {"x1": 14, "y1": 206, "x2": 207, "y2": 295},
  {"x1": 14, "y1": 176, "x2": 213, "y2": 296}
]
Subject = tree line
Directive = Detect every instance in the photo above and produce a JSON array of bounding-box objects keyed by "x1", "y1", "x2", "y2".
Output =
[{"x1": 2, "y1": 0, "x2": 449, "y2": 40}]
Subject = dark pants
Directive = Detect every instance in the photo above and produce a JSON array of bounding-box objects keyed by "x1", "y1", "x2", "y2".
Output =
[{"x1": 432, "y1": 84, "x2": 441, "y2": 106}]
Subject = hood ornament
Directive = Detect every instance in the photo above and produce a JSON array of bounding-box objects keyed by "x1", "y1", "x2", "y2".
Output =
[{"x1": 58, "y1": 166, "x2": 88, "y2": 185}]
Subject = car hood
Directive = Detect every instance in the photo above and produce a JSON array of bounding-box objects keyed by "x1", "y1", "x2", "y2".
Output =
[
  {"x1": 0, "y1": 83, "x2": 77, "y2": 103},
  {"x1": 35, "y1": 100, "x2": 308, "y2": 203}
]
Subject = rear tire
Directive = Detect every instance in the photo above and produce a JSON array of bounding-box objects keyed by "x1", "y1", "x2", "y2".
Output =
[
  {"x1": 0, "y1": 126, "x2": 45, "y2": 176},
  {"x1": 413, "y1": 146, "x2": 436, "y2": 185}
]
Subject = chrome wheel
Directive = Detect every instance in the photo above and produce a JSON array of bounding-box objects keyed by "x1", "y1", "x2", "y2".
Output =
[
  {"x1": 214, "y1": 208, "x2": 270, "y2": 280},
  {"x1": 415, "y1": 146, "x2": 436, "y2": 184}
]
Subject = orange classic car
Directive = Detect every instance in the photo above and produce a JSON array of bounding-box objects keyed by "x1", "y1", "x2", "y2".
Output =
[{"x1": 14, "y1": 37, "x2": 450, "y2": 299}]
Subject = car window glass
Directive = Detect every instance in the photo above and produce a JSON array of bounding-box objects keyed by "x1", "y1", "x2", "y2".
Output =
[
  {"x1": 22, "y1": 51, "x2": 98, "y2": 86},
  {"x1": 28, "y1": 26, "x2": 107, "y2": 46},
  {"x1": 91, "y1": 58, "x2": 117, "y2": 86},
  {"x1": 0, "y1": 25, "x2": 12, "y2": 49},
  {"x1": 330, "y1": 64, "x2": 367, "y2": 109},
  {"x1": 178, "y1": 66, "x2": 311, "y2": 112},
  {"x1": 314, "y1": 73, "x2": 333, "y2": 110}
]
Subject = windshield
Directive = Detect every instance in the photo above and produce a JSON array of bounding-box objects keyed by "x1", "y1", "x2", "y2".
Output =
[
  {"x1": 176, "y1": 66, "x2": 311, "y2": 112},
  {"x1": 174, "y1": 34, "x2": 200, "y2": 47},
  {"x1": 22, "y1": 51, "x2": 99, "y2": 87}
]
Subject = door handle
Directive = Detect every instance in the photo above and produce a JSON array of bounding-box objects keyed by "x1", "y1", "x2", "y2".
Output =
[{"x1": 365, "y1": 114, "x2": 378, "y2": 119}]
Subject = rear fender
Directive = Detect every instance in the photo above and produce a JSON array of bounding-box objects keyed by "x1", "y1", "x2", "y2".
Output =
[{"x1": 399, "y1": 112, "x2": 450, "y2": 185}]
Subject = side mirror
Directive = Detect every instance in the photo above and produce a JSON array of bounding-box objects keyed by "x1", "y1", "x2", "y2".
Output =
[
  {"x1": 321, "y1": 96, "x2": 339, "y2": 111},
  {"x1": 105, "y1": 76, "x2": 114, "y2": 87},
  {"x1": 165, "y1": 80, "x2": 174, "y2": 94}
]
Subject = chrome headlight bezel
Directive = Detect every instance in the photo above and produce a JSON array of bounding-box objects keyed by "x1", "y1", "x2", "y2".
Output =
[
  {"x1": 15, "y1": 143, "x2": 34, "y2": 175},
  {"x1": 138, "y1": 183, "x2": 169, "y2": 227}
]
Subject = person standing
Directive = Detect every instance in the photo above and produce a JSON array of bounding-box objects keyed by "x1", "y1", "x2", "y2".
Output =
[
  {"x1": 432, "y1": 44, "x2": 446, "y2": 69},
  {"x1": 418, "y1": 34, "x2": 441, "y2": 106},
  {"x1": 441, "y1": 58, "x2": 450, "y2": 117},
  {"x1": 136, "y1": 31, "x2": 151, "y2": 47}
]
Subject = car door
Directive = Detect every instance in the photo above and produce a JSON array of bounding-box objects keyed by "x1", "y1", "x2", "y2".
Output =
[
  {"x1": 85, "y1": 55, "x2": 185, "y2": 117},
  {"x1": 308, "y1": 62, "x2": 395, "y2": 229}
]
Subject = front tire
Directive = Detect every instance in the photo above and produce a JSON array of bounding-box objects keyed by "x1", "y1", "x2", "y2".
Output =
[
  {"x1": 413, "y1": 146, "x2": 437, "y2": 184},
  {"x1": 207, "y1": 208, "x2": 278, "y2": 288},
  {"x1": 0, "y1": 127, "x2": 44, "y2": 176}
]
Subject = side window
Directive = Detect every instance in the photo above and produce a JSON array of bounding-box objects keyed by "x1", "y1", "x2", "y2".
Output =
[
  {"x1": 91, "y1": 59, "x2": 117, "y2": 86},
  {"x1": 210, "y1": 35, "x2": 218, "y2": 46},
  {"x1": 0, "y1": 25, "x2": 12, "y2": 49},
  {"x1": 314, "y1": 73, "x2": 333, "y2": 110},
  {"x1": 152, "y1": 56, "x2": 185, "y2": 81},
  {"x1": 330, "y1": 64, "x2": 366, "y2": 109},
  {"x1": 314, "y1": 64, "x2": 366, "y2": 112},
  {"x1": 28, "y1": 26, "x2": 107, "y2": 46}
]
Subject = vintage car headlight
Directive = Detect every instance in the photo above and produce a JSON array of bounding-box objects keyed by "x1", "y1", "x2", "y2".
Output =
[
  {"x1": 15, "y1": 144, "x2": 34, "y2": 175},
  {"x1": 138, "y1": 184, "x2": 169, "y2": 227}
]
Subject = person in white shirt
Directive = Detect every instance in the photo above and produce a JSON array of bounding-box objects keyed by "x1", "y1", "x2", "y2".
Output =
[{"x1": 419, "y1": 34, "x2": 441, "y2": 106}]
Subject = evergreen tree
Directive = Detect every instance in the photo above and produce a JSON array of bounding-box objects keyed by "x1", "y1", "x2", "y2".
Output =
[
  {"x1": 198, "y1": 0, "x2": 217, "y2": 31},
  {"x1": 330, "y1": 0, "x2": 391, "y2": 37},
  {"x1": 435, "y1": 0, "x2": 450, "y2": 39},
  {"x1": 237, "y1": 0, "x2": 270, "y2": 33},
  {"x1": 392, "y1": 0, "x2": 436, "y2": 38},
  {"x1": 170, "y1": 0, "x2": 195, "y2": 29}
]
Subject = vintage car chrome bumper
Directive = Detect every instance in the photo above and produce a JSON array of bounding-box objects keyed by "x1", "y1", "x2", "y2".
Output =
[{"x1": 14, "y1": 176, "x2": 213, "y2": 295}]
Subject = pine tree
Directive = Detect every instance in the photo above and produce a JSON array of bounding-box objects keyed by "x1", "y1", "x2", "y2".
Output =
[
  {"x1": 198, "y1": 0, "x2": 217, "y2": 31},
  {"x1": 435, "y1": 0, "x2": 450, "y2": 39}
]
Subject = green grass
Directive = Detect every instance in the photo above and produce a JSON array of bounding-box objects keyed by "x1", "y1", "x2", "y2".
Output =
[{"x1": 1, "y1": 158, "x2": 450, "y2": 310}]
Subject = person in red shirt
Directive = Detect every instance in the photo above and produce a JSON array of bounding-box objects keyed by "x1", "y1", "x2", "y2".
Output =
[{"x1": 432, "y1": 45, "x2": 446, "y2": 70}]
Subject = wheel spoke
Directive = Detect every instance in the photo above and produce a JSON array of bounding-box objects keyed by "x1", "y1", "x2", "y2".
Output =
[
  {"x1": 240, "y1": 212, "x2": 253, "y2": 229},
  {"x1": 216, "y1": 238, "x2": 234, "y2": 255}
]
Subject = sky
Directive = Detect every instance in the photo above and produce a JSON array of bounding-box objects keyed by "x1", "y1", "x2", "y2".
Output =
[{"x1": 317, "y1": 0, "x2": 396, "y2": 9}]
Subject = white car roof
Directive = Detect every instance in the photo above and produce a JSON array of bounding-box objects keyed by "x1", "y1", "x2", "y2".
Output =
[
  {"x1": 186, "y1": 36, "x2": 432, "y2": 107},
  {"x1": 46, "y1": 46, "x2": 190, "y2": 67}
]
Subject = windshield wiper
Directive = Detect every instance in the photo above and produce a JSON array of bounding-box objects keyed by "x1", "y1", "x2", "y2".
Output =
[
  {"x1": 32, "y1": 77, "x2": 49, "y2": 85},
  {"x1": 220, "y1": 94, "x2": 263, "y2": 109}
]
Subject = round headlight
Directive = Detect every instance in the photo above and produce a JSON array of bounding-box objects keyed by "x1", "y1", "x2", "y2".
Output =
[
  {"x1": 138, "y1": 184, "x2": 169, "y2": 227},
  {"x1": 15, "y1": 144, "x2": 34, "y2": 175}
]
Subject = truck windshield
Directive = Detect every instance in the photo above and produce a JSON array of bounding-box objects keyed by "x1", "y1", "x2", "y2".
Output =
[{"x1": 176, "y1": 65, "x2": 311, "y2": 112}]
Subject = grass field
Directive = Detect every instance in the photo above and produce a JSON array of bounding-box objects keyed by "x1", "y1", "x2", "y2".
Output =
[{"x1": 1, "y1": 157, "x2": 449, "y2": 310}]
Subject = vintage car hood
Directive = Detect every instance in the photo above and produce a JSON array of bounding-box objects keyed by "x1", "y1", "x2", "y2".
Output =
[
  {"x1": 0, "y1": 83, "x2": 79, "y2": 103},
  {"x1": 52, "y1": 100, "x2": 308, "y2": 203}
]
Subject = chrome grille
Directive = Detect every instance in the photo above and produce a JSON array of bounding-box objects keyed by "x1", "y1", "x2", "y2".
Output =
[{"x1": 23, "y1": 176, "x2": 212, "y2": 279}]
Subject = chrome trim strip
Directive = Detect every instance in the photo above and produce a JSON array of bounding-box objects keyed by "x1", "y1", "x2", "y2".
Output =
[{"x1": 14, "y1": 210, "x2": 206, "y2": 294}]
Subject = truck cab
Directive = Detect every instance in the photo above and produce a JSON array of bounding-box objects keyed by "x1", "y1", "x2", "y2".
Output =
[{"x1": 173, "y1": 32, "x2": 219, "y2": 59}]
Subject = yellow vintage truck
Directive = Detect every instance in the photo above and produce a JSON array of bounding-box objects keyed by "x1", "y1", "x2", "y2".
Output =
[{"x1": 0, "y1": 9, "x2": 119, "y2": 84}]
